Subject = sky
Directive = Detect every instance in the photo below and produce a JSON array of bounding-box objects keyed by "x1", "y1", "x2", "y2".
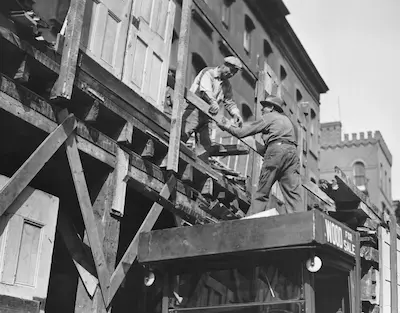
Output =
[{"x1": 283, "y1": 0, "x2": 400, "y2": 200}]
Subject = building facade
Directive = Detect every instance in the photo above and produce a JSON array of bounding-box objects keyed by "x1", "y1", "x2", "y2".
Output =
[
  {"x1": 169, "y1": 0, "x2": 328, "y2": 184},
  {"x1": 320, "y1": 121, "x2": 393, "y2": 212}
]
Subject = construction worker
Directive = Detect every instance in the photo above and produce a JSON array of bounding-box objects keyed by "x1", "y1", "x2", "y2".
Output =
[
  {"x1": 181, "y1": 56, "x2": 244, "y2": 162},
  {"x1": 218, "y1": 95, "x2": 302, "y2": 215}
]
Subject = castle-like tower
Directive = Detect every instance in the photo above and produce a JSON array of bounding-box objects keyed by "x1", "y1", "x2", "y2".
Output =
[{"x1": 319, "y1": 121, "x2": 393, "y2": 213}]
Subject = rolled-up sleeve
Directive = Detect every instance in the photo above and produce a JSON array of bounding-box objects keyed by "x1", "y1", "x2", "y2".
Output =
[
  {"x1": 198, "y1": 72, "x2": 218, "y2": 105},
  {"x1": 223, "y1": 82, "x2": 240, "y2": 116}
]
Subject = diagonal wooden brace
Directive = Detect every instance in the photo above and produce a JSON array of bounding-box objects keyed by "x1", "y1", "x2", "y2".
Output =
[
  {"x1": 57, "y1": 110, "x2": 110, "y2": 306},
  {"x1": 0, "y1": 113, "x2": 76, "y2": 216},
  {"x1": 58, "y1": 211, "x2": 98, "y2": 297},
  {"x1": 107, "y1": 175, "x2": 177, "y2": 306}
]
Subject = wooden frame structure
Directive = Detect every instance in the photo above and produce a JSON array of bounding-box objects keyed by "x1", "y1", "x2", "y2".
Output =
[{"x1": 0, "y1": 0, "x2": 398, "y2": 312}]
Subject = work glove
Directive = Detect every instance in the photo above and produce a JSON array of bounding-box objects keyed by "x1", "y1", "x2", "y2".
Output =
[
  {"x1": 233, "y1": 114, "x2": 243, "y2": 127},
  {"x1": 208, "y1": 102, "x2": 219, "y2": 115}
]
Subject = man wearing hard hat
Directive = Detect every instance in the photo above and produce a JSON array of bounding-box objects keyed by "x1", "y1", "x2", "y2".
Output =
[
  {"x1": 181, "y1": 56, "x2": 244, "y2": 163},
  {"x1": 218, "y1": 95, "x2": 302, "y2": 216}
]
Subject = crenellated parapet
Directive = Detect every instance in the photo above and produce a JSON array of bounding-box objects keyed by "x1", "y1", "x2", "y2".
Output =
[{"x1": 321, "y1": 123, "x2": 392, "y2": 166}]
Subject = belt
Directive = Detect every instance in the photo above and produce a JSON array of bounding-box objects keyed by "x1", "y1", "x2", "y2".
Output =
[{"x1": 269, "y1": 140, "x2": 297, "y2": 147}]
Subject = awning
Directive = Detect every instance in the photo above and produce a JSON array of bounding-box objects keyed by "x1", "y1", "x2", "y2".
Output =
[{"x1": 138, "y1": 210, "x2": 359, "y2": 265}]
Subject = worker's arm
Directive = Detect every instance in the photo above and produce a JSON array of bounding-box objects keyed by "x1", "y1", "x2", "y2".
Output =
[
  {"x1": 223, "y1": 118, "x2": 267, "y2": 138},
  {"x1": 198, "y1": 72, "x2": 218, "y2": 106},
  {"x1": 222, "y1": 82, "x2": 239, "y2": 116}
]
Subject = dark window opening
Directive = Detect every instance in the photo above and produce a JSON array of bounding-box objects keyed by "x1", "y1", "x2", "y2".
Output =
[
  {"x1": 191, "y1": 53, "x2": 207, "y2": 85},
  {"x1": 221, "y1": 0, "x2": 233, "y2": 29},
  {"x1": 280, "y1": 65, "x2": 287, "y2": 81},
  {"x1": 353, "y1": 161, "x2": 366, "y2": 187},
  {"x1": 263, "y1": 40, "x2": 273, "y2": 57},
  {"x1": 241, "y1": 103, "x2": 253, "y2": 122},
  {"x1": 244, "y1": 15, "x2": 255, "y2": 55},
  {"x1": 296, "y1": 89, "x2": 303, "y2": 102}
]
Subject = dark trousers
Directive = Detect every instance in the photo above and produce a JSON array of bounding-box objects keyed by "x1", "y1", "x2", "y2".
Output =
[
  {"x1": 181, "y1": 104, "x2": 213, "y2": 163},
  {"x1": 247, "y1": 143, "x2": 302, "y2": 216}
]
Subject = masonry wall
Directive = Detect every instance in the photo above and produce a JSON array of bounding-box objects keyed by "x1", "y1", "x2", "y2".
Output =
[{"x1": 320, "y1": 128, "x2": 393, "y2": 211}]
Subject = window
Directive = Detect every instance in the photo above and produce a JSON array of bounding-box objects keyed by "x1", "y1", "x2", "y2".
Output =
[
  {"x1": 385, "y1": 170, "x2": 387, "y2": 194},
  {"x1": 310, "y1": 109, "x2": 316, "y2": 136},
  {"x1": 389, "y1": 178, "x2": 392, "y2": 199},
  {"x1": 221, "y1": 0, "x2": 232, "y2": 29},
  {"x1": 241, "y1": 103, "x2": 253, "y2": 122},
  {"x1": 191, "y1": 53, "x2": 207, "y2": 83},
  {"x1": 296, "y1": 89, "x2": 303, "y2": 102},
  {"x1": 280, "y1": 65, "x2": 287, "y2": 81},
  {"x1": 263, "y1": 40, "x2": 273, "y2": 91},
  {"x1": 380, "y1": 163, "x2": 383, "y2": 187},
  {"x1": 264, "y1": 40, "x2": 273, "y2": 57},
  {"x1": 243, "y1": 15, "x2": 255, "y2": 55},
  {"x1": 353, "y1": 161, "x2": 366, "y2": 187}
]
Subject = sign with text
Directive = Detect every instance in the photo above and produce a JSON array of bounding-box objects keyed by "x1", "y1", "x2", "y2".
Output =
[{"x1": 323, "y1": 218, "x2": 356, "y2": 256}]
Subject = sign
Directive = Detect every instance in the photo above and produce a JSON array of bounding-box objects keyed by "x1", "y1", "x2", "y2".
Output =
[{"x1": 323, "y1": 218, "x2": 356, "y2": 256}]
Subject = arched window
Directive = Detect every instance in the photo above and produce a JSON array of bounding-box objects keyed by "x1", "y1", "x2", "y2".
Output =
[
  {"x1": 280, "y1": 65, "x2": 287, "y2": 81},
  {"x1": 241, "y1": 103, "x2": 253, "y2": 122},
  {"x1": 191, "y1": 53, "x2": 207, "y2": 83},
  {"x1": 296, "y1": 89, "x2": 303, "y2": 102},
  {"x1": 353, "y1": 161, "x2": 366, "y2": 187},
  {"x1": 221, "y1": 0, "x2": 233, "y2": 29},
  {"x1": 244, "y1": 15, "x2": 255, "y2": 54},
  {"x1": 263, "y1": 40, "x2": 273, "y2": 58}
]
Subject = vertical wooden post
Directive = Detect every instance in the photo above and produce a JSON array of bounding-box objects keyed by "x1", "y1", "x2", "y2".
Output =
[
  {"x1": 248, "y1": 70, "x2": 265, "y2": 199},
  {"x1": 390, "y1": 213, "x2": 398, "y2": 313},
  {"x1": 75, "y1": 171, "x2": 120, "y2": 313},
  {"x1": 51, "y1": 0, "x2": 87, "y2": 100},
  {"x1": 354, "y1": 232, "x2": 361, "y2": 313},
  {"x1": 167, "y1": 0, "x2": 193, "y2": 172}
]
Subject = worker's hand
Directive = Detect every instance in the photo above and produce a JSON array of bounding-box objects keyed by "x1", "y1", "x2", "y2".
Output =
[
  {"x1": 217, "y1": 117, "x2": 230, "y2": 131},
  {"x1": 209, "y1": 103, "x2": 219, "y2": 115},
  {"x1": 233, "y1": 114, "x2": 243, "y2": 127}
]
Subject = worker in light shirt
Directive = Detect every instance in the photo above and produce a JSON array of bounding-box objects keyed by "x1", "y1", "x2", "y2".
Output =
[
  {"x1": 181, "y1": 56, "x2": 244, "y2": 163},
  {"x1": 218, "y1": 95, "x2": 302, "y2": 215}
]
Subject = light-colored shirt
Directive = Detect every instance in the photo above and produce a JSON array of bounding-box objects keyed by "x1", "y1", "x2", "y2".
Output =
[{"x1": 190, "y1": 67, "x2": 239, "y2": 116}]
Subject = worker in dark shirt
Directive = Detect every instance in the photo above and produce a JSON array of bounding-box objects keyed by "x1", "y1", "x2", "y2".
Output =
[{"x1": 218, "y1": 96, "x2": 302, "y2": 215}]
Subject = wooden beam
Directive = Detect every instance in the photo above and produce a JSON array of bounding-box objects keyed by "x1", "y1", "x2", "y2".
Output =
[
  {"x1": 209, "y1": 144, "x2": 249, "y2": 157},
  {"x1": 334, "y1": 166, "x2": 382, "y2": 222},
  {"x1": 302, "y1": 181, "x2": 336, "y2": 212},
  {"x1": 75, "y1": 171, "x2": 120, "y2": 312},
  {"x1": 390, "y1": 213, "x2": 398, "y2": 313},
  {"x1": 138, "y1": 211, "x2": 316, "y2": 263},
  {"x1": 117, "y1": 121, "x2": 133, "y2": 145},
  {"x1": 0, "y1": 76, "x2": 249, "y2": 211},
  {"x1": 248, "y1": 70, "x2": 265, "y2": 198},
  {"x1": 167, "y1": 0, "x2": 193, "y2": 172},
  {"x1": 57, "y1": 110, "x2": 110, "y2": 306},
  {"x1": 0, "y1": 34, "x2": 251, "y2": 206},
  {"x1": 13, "y1": 55, "x2": 30, "y2": 83},
  {"x1": 58, "y1": 211, "x2": 98, "y2": 297},
  {"x1": 185, "y1": 91, "x2": 264, "y2": 154},
  {"x1": 0, "y1": 113, "x2": 76, "y2": 217},
  {"x1": 50, "y1": 0, "x2": 87, "y2": 100},
  {"x1": 0, "y1": 294, "x2": 39, "y2": 313},
  {"x1": 141, "y1": 139, "x2": 155, "y2": 159},
  {"x1": 108, "y1": 176, "x2": 177, "y2": 306},
  {"x1": 110, "y1": 147, "x2": 129, "y2": 217}
]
